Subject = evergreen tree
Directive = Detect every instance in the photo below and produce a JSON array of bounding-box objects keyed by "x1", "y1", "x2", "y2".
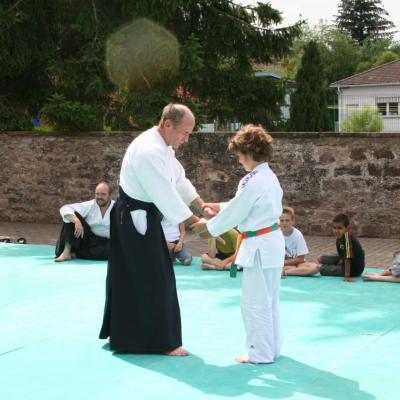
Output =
[
  {"x1": 0, "y1": 1, "x2": 301, "y2": 131},
  {"x1": 336, "y1": 0, "x2": 395, "y2": 45},
  {"x1": 289, "y1": 41, "x2": 330, "y2": 132}
]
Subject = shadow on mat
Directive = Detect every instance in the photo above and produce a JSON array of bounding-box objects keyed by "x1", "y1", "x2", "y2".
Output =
[{"x1": 114, "y1": 353, "x2": 375, "y2": 400}]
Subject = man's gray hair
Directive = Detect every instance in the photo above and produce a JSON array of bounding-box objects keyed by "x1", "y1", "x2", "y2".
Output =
[{"x1": 159, "y1": 103, "x2": 187, "y2": 127}]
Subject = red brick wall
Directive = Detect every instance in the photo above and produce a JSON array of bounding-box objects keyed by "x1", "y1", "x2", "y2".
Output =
[{"x1": 1, "y1": 131, "x2": 399, "y2": 238}]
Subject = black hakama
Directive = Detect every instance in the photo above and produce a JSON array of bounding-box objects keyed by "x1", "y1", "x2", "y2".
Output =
[
  {"x1": 99, "y1": 188, "x2": 182, "y2": 353},
  {"x1": 55, "y1": 212, "x2": 110, "y2": 260}
]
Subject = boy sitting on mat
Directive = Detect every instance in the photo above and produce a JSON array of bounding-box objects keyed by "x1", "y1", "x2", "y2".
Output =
[
  {"x1": 363, "y1": 251, "x2": 400, "y2": 283},
  {"x1": 280, "y1": 206, "x2": 320, "y2": 277},
  {"x1": 201, "y1": 229, "x2": 239, "y2": 270},
  {"x1": 319, "y1": 213, "x2": 365, "y2": 282},
  {"x1": 161, "y1": 217, "x2": 192, "y2": 266}
]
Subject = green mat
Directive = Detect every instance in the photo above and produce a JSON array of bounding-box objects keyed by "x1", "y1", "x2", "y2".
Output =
[{"x1": 0, "y1": 243, "x2": 399, "y2": 400}]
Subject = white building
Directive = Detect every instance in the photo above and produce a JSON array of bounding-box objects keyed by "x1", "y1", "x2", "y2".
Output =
[{"x1": 330, "y1": 60, "x2": 400, "y2": 132}]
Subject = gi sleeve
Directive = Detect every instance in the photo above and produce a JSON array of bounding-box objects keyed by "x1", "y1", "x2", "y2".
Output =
[
  {"x1": 133, "y1": 150, "x2": 192, "y2": 225},
  {"x1": 207, "y1": 182, "x2": 259, "y2": 237},
  {"x1": 173, "y1": 157, "x2": 199, "y2": 205},
  {"x1": 59, "y1": 200, "x2": 92, "y2": 223}
]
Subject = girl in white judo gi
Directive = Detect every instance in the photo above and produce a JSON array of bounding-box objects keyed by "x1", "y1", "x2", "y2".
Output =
[{"x1": 192, "y1": 124, "x2": 285, "y2": 364}]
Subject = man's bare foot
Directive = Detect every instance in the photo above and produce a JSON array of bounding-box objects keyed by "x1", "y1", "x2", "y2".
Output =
[
  {"x1": 235, "y1": 355, "x2": 251, "y2": 363},
  {"x1": 54, "y1": 253, "x2": 71, "y2": 262},
  {"x1": 166, "y1": 347, "x2": 189, "y2": 356}
]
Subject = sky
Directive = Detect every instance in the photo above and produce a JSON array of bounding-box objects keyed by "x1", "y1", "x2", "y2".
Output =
[{"x1": 240, "y1": 0, "x2": 400, "y2": 40}]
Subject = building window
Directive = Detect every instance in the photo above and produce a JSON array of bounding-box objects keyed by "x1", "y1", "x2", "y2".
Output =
[
  {"x1": 376, "y1": 98, "x2": 400, "y2": 117},
  {"x1": 377, "y1": 102, "x2": 387, "y2": 116},
  {"x1": 389, "y1": 102, "x2": 399, "y2": 115}
]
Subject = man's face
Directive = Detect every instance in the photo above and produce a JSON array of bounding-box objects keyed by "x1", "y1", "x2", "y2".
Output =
[
  {"x1": 166, "y1": 113, "x2": 195, "y2": 149},
  {"x1": 95, "y1": 184, "x2": 112, "y2": 207},
  {"x1": 332, "y1": 222, "x2": 347, "y2": 239},
  {"x1": 279, "y1": 213, "x2": 294, "y2": 232}
]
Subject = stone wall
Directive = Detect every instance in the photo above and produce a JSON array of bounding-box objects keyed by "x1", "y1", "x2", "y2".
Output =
[{"x1": 1, "y1": 131, "x2": 399, "y2": 238}]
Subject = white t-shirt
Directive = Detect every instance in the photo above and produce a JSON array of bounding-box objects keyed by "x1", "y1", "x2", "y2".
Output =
[
  {"x1": 161, "y1": 218, "x2": 180, "y2": 242},
  {"x1": 284, "y1": 227, "x2": 309, "y2": 259}
]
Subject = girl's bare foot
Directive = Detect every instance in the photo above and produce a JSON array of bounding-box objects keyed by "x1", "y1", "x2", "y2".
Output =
[
  {"x1": 235, "y1": 354, "x2": 251, "y2": 363},
  {"x1": 362, "y1": 274, "x2": 373, "y2": 281},
  {"x1": 166, "y1": 347, "x2": 189, "y2": 356}
]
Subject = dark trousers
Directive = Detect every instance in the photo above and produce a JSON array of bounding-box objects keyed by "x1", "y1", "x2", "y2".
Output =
[
  {"x1": 99, "y1": 188, "x2": 182, "y2": 353},
  {"x1": 55, "y1": 212, "x2": 110, "y2": 260}
]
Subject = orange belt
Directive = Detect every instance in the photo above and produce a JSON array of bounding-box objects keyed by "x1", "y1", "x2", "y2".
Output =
[{"x1": 230, "y1": 223, "x2": 279, "y2": 278}]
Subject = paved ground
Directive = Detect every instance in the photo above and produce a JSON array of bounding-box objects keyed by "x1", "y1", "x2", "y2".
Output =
[{"x1": 1, "y1": 221, "x2": 398, "y2": 268}]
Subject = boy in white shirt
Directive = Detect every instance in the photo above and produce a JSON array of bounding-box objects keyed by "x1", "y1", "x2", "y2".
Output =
[
  {"x1": 161, "y1": 218, "x2": 192, "y2": 266},
  {"x1": 280, "y1": 206, "x2": 320, "y2": 277}
]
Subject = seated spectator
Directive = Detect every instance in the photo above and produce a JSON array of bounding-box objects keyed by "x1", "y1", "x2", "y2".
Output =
[
  {"x1": 161, "y1": 218, "x2": 192, "y2": 266},
  {"x1": 201, "y1": 229, "x2": 239, "y2": 270},
  {"x1": 54, "y1": 182, "x2": 114, "y2": 262},
  {"x1": 280, "y1": 206, "x2": 319, "y2": 277},
  {"x1": 319, "y1": 213, "x2": 365, "y2": 282},
  {"x1": 362, "y1": 251, "x2": 400, "y2": 283}
]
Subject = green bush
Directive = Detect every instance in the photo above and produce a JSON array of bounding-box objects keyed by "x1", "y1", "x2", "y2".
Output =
[
  {"x1": 0, "y1": 103, "x2": 31, "y2": 131},
  {"x1": 41, "y1": 94, "x2": 103, "y2": 131},
  {"x1": 341, "y1": 107, "x2": 383, "y2": 133}
]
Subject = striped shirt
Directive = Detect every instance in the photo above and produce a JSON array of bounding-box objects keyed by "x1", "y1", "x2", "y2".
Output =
[{"x1": 336, "y1": 230, "x2": 365, "y2": 276}]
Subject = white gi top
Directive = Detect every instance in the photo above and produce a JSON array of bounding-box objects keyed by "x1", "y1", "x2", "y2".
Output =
[
  {"x1": 284, "y1": 227, "x2": 309, "y2": 258},
  {"x1": 60, "y1": 199, "x2": 115, "y2": 238},
  {"x1": 120, "y1": 126, "x2": 199, "y2": 225},
  {"x1": 207, "y1": 162, "x2": 285, "y2": 269}
]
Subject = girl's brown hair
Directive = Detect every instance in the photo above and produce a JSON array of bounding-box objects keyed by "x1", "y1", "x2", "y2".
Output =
[{"x1": 228, "y1": 124, "x2": 273, "y2": 161}]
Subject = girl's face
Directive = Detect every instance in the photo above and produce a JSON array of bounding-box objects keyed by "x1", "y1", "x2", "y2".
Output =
[
  {"x1": 332, "y1": 222, "x2": 347, "y2": 239},
  {"x1": 238, "y1": 153, "x2": 255, "y2": 172}
]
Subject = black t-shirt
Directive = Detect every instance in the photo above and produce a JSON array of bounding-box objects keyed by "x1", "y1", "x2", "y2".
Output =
[{"x1": 336, "y1": 231, "x2": 365, "y2": 277}]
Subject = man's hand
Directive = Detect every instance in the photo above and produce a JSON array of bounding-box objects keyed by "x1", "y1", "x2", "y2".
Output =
[
  {"x1": 167, "y1": 242, "x2": 176, "y2": 252},
  {"x1": 344, "y1": 276, "x2": 355, "y2": 282},
  {"x1": 74, "y1": 219, "x2": 84, "y2": 238}
]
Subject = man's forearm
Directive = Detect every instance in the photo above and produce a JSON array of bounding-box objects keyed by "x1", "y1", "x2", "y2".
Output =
[
  {"x1": 190, "y1": 197, "x2": 205, "y2": 214},
  {"x1": 184, "y1": 214, "x2": 200, "y2": 226}
]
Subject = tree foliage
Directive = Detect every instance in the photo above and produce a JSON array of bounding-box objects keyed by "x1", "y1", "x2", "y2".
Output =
[
  {"x1": 289, "y1": 41, "x2": 330, "y2": 132},
  {"x1": 283, "y1": 22, "x2": 400, "y2": 84},
  {"x1": 0, "y1": 0, "x2": 301, "y2": 131},
  {"x1": 336, "y1": 0, "x2": 395, "y2": 44}
]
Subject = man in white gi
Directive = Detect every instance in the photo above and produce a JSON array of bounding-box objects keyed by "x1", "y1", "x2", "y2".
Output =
[
  {"x1": 55, "y1": 181, "x2": 114, "y2": 262},
  {"x1": 99, "y1": 104, "x2": 207, "y2": 356},
  {"x1": 192, "y1": 124, "x2": 285, "y2": 364}
]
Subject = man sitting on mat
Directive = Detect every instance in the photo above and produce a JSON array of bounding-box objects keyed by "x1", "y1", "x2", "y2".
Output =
[{"x1": 54, "y1": 181, "x2": 115, "y2": 262}]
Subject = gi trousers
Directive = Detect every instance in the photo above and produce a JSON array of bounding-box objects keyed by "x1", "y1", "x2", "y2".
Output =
[{"x1": 241, "y1": 260, "x2": 283, "y2": 363}]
